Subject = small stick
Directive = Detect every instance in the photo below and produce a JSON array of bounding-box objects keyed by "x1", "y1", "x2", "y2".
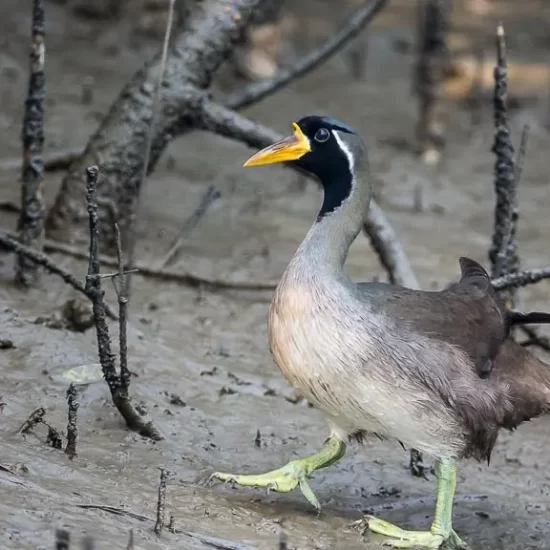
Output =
[
  {"x1": 127, "y1": 530, "x2": 134, "y2": 550},
  {"x1": 34, "y1": 235, "x2": 278, "y2": 292},
  {"x1": 0, "y1": 231, "x2": 118, "y2": 320},
  {"x1": 15, "y1": 0, "x2": 46, "y2": 287},
  {"x1": 0, "y1": 147, "x2": 82, "y2": 173},
  {"x1": 154, "y1": 468, "x2": 168, "y2": 535},
  {"x1": 156, "y1": 184, "x2": 220, "y2": 269},
  {"x1": 279, "y1": 532, "x2": 288, "y2": 550},
  {"x1": 491, "y1": 267, "x2": 550, "y2": 291},
  {"x1": 55, "y1": 529, "x2": 70, "y2": 550},
  {"x1": 114, "y1": 223, "x2": 131, "y2": 392},
  {"x1": 489, "y1": 23, "x2": 520, "y2": 307},
  {"x1": 520, "y1": 326, "x2": 550, "y2": 351},
  {"x1": 18, "y1": 407, "x2": 45, "y2": 434},
  {"x1": 65, "y1": 383, "x2": 79, "y2": 460},
  {"x1": 45, "y1": 423, "x2": 63, "y2": 449},
  {"x1": 84, "y1": 165, "x2": 162, "y2": 441},
  {"x1": 408, "y1": 448, "x2": 428, "y2": 479}
]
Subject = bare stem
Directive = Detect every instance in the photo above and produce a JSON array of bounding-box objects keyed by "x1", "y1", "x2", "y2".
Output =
[
  {"x1": 489, "y1": 23, "x2": 520, "y2": 307},
  {"x1": 65, "y1": 383, "x2": 79, "y2": 460},
  {"x1": 84, "y1": 165, "x2": 162, "y2": 441},
  {"x1": 16, "y1": 0, "x2": 46, "y2": 286},
  {"x1": 156, "y1": 184, "x2": 220, "y2": 269},
  {"x1": 491, "y1": 267, "x2": 550, "y2": 291},
  {"x1": 114, "y1": 223, "x2": 130, "y2": 392},
  {"x1": 154, "y1": 468, "x2": 168, "y2": 535}
]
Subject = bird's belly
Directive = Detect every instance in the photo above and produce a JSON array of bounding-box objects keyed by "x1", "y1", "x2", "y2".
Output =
[
  {"x1": 268, "y1": 300, "x2": 393, "y2": 436},
  {"x1": 268, "y1": 292, "x2": 466, "y2": 457}
]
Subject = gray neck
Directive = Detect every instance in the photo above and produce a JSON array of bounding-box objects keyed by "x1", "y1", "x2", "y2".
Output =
[{"x1": 293, "y1": 166, "x2": 372, "y2": 275}]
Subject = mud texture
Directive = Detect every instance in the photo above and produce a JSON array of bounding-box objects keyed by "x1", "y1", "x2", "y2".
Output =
[{"x1": 2, "y1": 0, "x2": 550, "y2": 549}]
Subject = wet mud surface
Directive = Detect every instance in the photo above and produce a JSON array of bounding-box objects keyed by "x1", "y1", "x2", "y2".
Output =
[{"x1": 2, "y1": 0, "x2": 550, "y2": 548}]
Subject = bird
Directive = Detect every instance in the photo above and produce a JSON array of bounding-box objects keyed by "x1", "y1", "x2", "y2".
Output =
[{"x1": 209, "y1": 115, "x2": 550, "y2": 549}]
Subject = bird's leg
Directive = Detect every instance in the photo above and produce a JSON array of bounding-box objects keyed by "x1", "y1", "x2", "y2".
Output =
[
  {"x1": 364, "y1": 458, "x2": 467, "y2": 549},
  {"x1": 209, "y1": 435, "x2": 346, "y2": 511}
]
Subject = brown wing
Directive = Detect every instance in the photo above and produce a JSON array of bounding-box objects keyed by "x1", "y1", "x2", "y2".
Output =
[{"x1": 358, "y1": 257, "x2": 508, "y2": 378}]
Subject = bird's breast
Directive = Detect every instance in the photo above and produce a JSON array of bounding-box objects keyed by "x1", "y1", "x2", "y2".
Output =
[{"x1": 267, "y1": 278, "x2": 358, "y2": 409}]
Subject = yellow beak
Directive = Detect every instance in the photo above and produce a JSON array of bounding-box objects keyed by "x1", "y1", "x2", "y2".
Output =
[{"x1": 243, "y1": 123, "x2": 311, "y2": 167}]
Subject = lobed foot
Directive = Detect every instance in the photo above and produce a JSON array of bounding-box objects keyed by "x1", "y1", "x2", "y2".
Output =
[
  {"x1": 359, "y1": 516, "x2": 467, "y2": 549},
  {"x1": 209, "y1": 459, "x2": 321, "y2": 511}
]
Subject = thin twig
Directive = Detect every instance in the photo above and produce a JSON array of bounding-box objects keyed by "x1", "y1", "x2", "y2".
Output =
[
  {"x1": 75, "y1": 504, "x2": 149, "y2": 522},
  {"x1": 15, "y1": 0, "x2": 46, "y2": 286},
  {"x1": 65, "y1": 383, "x2": 79, "y2": 460},
  {"x1": 156, "y1": 184, "x2": 220, "y2": 269},
  {"x1": 514, "y1": 124, "x2": 529, "y2": 194},
  {"x1": 0, "y1": 230, "x2": 118, "y2": 320},
  {"x1": 40, "y1": 236, "x2": 278, "y2": 291},
  {"x1": 18, "y1": 407, "x2": 45, "y2": 434},
  {"x1": 408, "y1": 448, "x2": 428, "y2": 479},
  {"x1": 114, "y1": 223, "x2": 131, "y2": 392},
  {"x1": 491, "y1": 267, "x2": 550, "y2": 291},
  {"x1": 76, "y1": 504, "x2": 256, "y2": 549},
  {"x1": 154, "y1": 468, "x2": 168, "y2": 535},
  {"x1": 489, "y1": 23, "x2": 520, "y2": 307},
  {"x1": 0, "y1": 148, "x2": 82, "y2": 173},
  {"x1": 84, "y1": 165, "x2": 162, "y2": 441},
  {"x1": 126, "y1": 0, "x2": 176, "y2": 294},
  {"x1": 225, "y1": 0, "x2": 388, "y2": 111},
  {"x1": 520, "y1": 326, "x2": 550, "y2": 351}
]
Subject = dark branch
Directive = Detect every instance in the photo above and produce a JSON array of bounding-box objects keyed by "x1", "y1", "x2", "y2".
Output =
[
  {"x1": 18, "y1": 407, "x2": 45, "y2": 434},
  {"x1": 225, "y1": 0, "x2": 388, "y2": 111},
  {"x1": 520, "y1": 326, "x2": 550, "y2": 351},
  {"x1": 491, "y1": 267, "x2": 550, "y2": 291},
  {"x1": 154, "y1": 468, "x2": 168, "y2": 535},
  {"x1": 15, "y1": 0, "x2": 46, "y2": 286},
  {"x1": 0, "y1": 230, "x2": 118, "y2": 320},
  {"x1": 114, "y1": 223, "x2": 131, "y2": 392},
  {"x1": 40, "y1": 236, "x2": 278, "y2": 291},
  {"x1": 55, "y1": 529, "x2": 70, "y2": 550},
  {"x1": 84, "y1": 165, "x2": 162, "y2": 441},
  {"x1": 65, "y1": 383, "x2": 79, "y2": 460},
  {"x1": 489, "y1": 23, "x2": 520, "y2": 307}
]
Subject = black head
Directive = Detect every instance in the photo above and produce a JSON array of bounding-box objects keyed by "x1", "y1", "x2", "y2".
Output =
[{"x1": 243, "y1": 115, "x2": 360, "y2": 218}]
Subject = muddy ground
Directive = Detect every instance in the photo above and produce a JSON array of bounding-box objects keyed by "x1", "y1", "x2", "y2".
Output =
[{"x1": 2, "y1": 0, "x2": 550, "y2": 548}]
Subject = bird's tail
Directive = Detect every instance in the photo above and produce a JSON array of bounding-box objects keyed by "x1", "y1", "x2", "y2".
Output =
[{"x1": 493, "y1": 339, "x2": 550, "y2": 429}]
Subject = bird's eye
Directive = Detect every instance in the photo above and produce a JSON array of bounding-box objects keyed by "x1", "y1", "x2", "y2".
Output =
[{"x1": 314, "y1": 128, "x2": 330, "y2": 143}]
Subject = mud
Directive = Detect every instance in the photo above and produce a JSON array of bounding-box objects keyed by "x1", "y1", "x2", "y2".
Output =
[{"x1": 2, "y1": 0, "x2": 550, "y2": 548}]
